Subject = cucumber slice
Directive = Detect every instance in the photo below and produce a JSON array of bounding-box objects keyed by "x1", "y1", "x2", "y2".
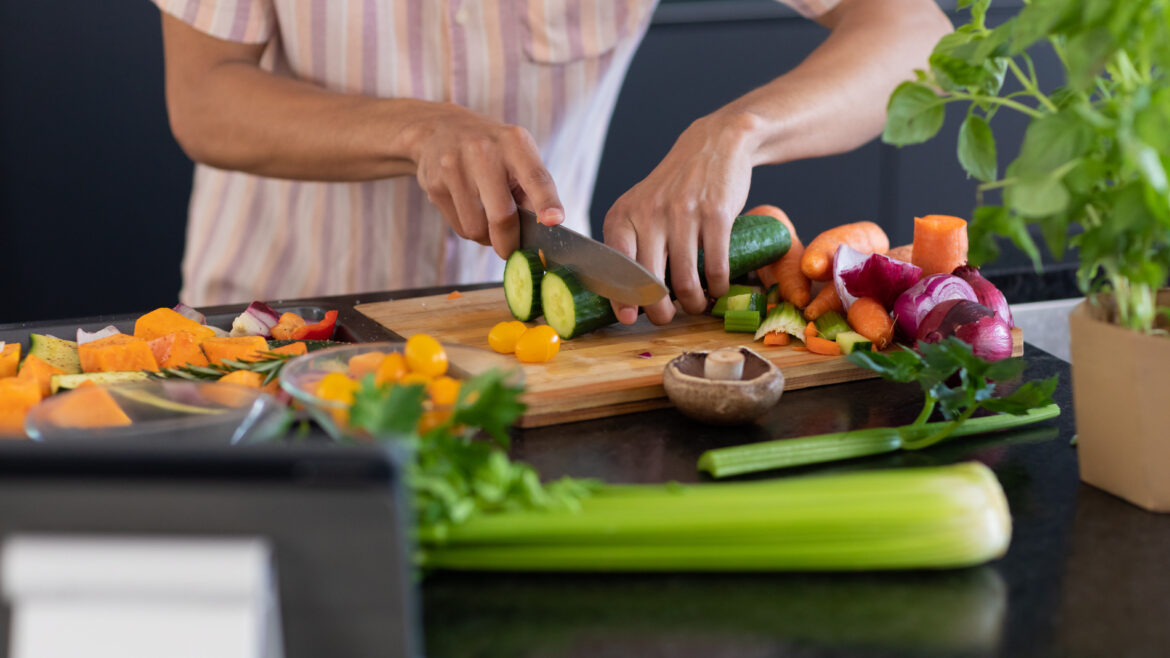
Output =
[
  {"x1": 541, "y1": 267, "x2": 618, "y2": 339},
  {"x1": 836, "y1": 331, "x2": 875, "y2": 354},
  {"x1": 504, "y1": 249, "x2": 545, "y2": 321},
  {"x1": 50, "y1": 371, "x2": 151, "y2": 395},
  {"x1": 813, "y1": 311, "x2": 851, "y2": 341},
  {"x1": 711, "y1": 285, "x2": 760, "y2": 318},
  {"x1": 29, "y1": 334, "x2": 81, "y2": 374}
]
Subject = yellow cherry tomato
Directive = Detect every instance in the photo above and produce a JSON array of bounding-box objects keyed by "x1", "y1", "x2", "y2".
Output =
[
  {"x1": 427, "y1": 375, "x2": 461, "y2": 406},
  {"x1": 405, "y1": 334, "x2": 448, "y2": 377},
  {"x1": 399, "y1": 372, "x2": 433, "y2": 387},
  {"x1": 315, "y1": 371, "x2": 359, "y2": 405},
  {"x1": 488, "y1": 320, "x2": 529, "y2": 354},
  {"x1": 374, "y1": 352, "x2": 408, "y2": 386},
  {"x1": 514, "y1": 325, "x2": 561, "y2": 363}
]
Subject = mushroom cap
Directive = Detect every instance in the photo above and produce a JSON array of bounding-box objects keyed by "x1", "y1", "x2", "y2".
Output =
[{"x1": 662, "y1": 347, "x2": 785, "y2": 425}]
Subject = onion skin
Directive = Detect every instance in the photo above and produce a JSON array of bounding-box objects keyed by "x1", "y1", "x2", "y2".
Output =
[
  {"x1": 916, "y1": 300, "x2": 1013, "y2": 362},
  {"x1": 835, "y1": 244, "x2": 923, "y2": 311},
  {"x1": 952, "y1": 265, "x2": 1013, "y2": 328},
  {"x1": 893, "y1": 274, "x2": 978, "y2": 339}
]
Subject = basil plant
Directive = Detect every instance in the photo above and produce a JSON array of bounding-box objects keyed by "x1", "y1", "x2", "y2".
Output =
[{"x1": 883, "y1": 0, "x2": 1170, "y2": 333}]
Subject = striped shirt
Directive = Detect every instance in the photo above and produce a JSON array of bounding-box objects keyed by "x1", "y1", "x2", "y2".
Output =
[{"x1": 154, "y1": 0, "x2": 840, "y2": 305}]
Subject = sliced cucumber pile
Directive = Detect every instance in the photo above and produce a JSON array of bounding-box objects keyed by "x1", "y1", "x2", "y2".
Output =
[{"x1": 504, "y1": 248, "x2": 545, "y2": 321}]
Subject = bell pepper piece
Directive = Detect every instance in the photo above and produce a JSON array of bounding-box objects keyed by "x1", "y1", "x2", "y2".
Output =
[{"x1": 290, "y1": 310, "x2": 339, "y2": 341}]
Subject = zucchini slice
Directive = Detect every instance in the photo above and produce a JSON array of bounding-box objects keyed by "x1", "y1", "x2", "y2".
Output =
[
  {"x1": 29, "y1": 333, "x2": 81, "y2": 374},
  {"x1": 504, "y1": 249, "x2": 545, "y2": 321},
  {"x1": 541, "y1": 267, "x2": 618, "y2": 339}
]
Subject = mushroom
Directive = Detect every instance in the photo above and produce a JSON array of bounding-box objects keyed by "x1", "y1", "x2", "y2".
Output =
[{"x1": 662, "y1": 347, "x2": 785, "y2": 425}]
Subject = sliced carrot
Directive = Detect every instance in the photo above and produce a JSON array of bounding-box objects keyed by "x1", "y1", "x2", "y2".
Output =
[
  {"x1": 804, "y1": 321, "x2": 818, "y2": 342},
  {"x1": 791, "y1": 346, "x2": 808, "y2": 352},
  {"x1": 800, "y1": 221, "x2": 890, "y2": 282},
  {"x1": 847, "y1": 297, "x2": 895, "y2": 350},
  {"x1": 911, "y1": 215, "x2": 968, "y2": 276},
  {"x1": 766, "y1": 303, "x2": 777, "y2": 314},
  {"x1": 806, "y1": 335, "x2": 843, "y2": 356},
  {"x1": 538, "y1": 249, "x2": 547, "y2": 268},
  {"x1": 804, "y1": 284, "x2": 844, "y2": 321},
  {"x1": 763, "y1": 331, "x2": 790, "y2": 346},
  {"x1": 886, "y1": 244, "x2": 914, "y2": 263},
  {"x1": 447, "y1": 291, "x2": 463, "y2": 300}
]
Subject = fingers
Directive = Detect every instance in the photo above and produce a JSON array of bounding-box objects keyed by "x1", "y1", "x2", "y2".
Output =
[
  {"x1": 667, "y1": 215, "x2": 705, "y2": 315},
  {"x1": 617, "y1": 217, "x2": 673, "y2": 326},
  {"x1": 602, "y1": 215, "x2": 641, "y2": 325},
  {"x1": 701, "y1": 208, "x2": 733, "y2": 300},
  {"x1": 467, "y1": 142, "x2": 520, "y2": 259},
  {"x1": 501, "y1": 126, "x2": 564, "y2": 226}
]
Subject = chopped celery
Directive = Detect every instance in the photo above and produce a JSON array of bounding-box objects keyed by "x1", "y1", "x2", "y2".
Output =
[
  {"x1": 724, "y1": 309, "x2": 762, "y2": 333},
  {"x1": 754, "y1": 302, "x2": 805, "y2": 341},
  {"x1": 814, "y1": 311, "x2": 850, "y2": 341}
]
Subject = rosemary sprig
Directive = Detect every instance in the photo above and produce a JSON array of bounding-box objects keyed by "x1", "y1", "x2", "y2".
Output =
[{"x1": 149, "y1": 351, "x2": 295, "y2": 385}]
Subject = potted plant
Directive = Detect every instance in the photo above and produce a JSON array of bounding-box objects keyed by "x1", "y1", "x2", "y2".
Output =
[{"x1": 882, "y1": 0, "x2": 1170, "y2": 511}]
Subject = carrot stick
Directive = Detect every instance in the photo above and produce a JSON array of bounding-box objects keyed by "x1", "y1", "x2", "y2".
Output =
[
  {"x1": 791, "y1": 346, "x2": 808, "y2": 352},
  {"x1": 763, "y1": 331, "x2": 790, "y2": 346},
  {"x1": 800, "y1": 221, "x2": 890, "y2": 282},
  {"x1": 806, "y1": 335, "x2": 843, "y2": 356},
  {"x1": 846, "y1": 297, "x2": 895, "y2": 350},
  {"x1": 886, "y1": 244, "x2": 914, "y2": 263},
  {"x1": 804, "y1": 284, "x2": 844, "y2": 321},
  {"x1": 748, "y1": 205, "x2": 799, "y2": 289},
  {"x1": 804, "y1": 321, "x2": 818, "y2": 342},
  {"x1": 447, "y1": 291, "x2": 463, "y2": 300},
  {"x1": 911, "y1": 215, "x2": 968, "y2": 276}
]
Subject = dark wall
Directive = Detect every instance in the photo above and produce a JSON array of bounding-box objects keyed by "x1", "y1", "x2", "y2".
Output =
[{"x1": 0, "y1": 0, "x2": 1053, "y2": 323}]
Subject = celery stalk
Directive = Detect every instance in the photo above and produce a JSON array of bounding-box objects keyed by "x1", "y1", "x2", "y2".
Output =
[
  {"x1": 419, "y1": 462, "x2": 1011, "y2": 571},
  {"x1": 698, "y1": 404, "x2": 1060, "y2": 479}
]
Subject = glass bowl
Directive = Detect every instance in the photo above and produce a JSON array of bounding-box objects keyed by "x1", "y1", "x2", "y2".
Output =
[
  {"x1": 279, "y1": 341, "x2": 522, "y2": 440},
  {"x1": 25, "y1": 380, "x2": 289, "y2": 444}
]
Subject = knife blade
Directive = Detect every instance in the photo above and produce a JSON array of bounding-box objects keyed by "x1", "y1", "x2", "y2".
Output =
[{"x1": 517, "y1": 209, "x2": 669, "y2": 306}]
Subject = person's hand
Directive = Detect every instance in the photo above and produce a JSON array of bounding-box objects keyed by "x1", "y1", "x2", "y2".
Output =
[
  {"x1": 409, "y1": 103, "x2": 564, "y2": 258},
  {"x1": 603, "y1": 112, "x2": 760, "y2": 325}
]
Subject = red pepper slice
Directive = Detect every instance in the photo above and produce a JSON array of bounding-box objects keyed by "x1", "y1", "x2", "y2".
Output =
[{"x1": 290, "y1": 310, "x2": 338, "y2": 341}]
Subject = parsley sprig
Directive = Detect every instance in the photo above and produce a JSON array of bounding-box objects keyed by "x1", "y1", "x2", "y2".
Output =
[{"x1": 348, "y1": 368, "x2": 597, "y2": 538}]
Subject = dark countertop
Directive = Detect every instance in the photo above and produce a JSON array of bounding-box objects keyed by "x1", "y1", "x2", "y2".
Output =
[
  {"x1": 2, "y1": 286, "x2": 1166, "y2": 657},
  {"x1": 423, "y1": 345, "x2": 1170, "y2": 658}
]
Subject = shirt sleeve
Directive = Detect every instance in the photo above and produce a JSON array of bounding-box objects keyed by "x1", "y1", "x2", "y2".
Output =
[
  {"x1": 776, "y1": 0, "x2": 843, "y2": 19},
  {"x1": 152, "y1": 0, "x2": 275, "y2": 45}
]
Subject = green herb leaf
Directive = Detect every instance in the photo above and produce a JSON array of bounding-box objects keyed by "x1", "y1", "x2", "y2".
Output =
[
  {"x1": 349, "y1": 377, "x2": 427, "y2": 437},
  {"x1": 882, "y1": 81, "x2": 947, "y2": 145},
  {"x1": 957, "y1": 113, "x2": 998, "y2": 182},
  {"x1": 845, "y1": 347, "x2": 923, "y2": 383},
  {"x1": 451, "y1": 369, "x2": 526, "y2": 445},
  {"x1": 1006, "y1": 175, "x2": 1072, "y2": 217},
  {"x1": 983, "y1": 376, "x2": 1058, "y2": 414}
]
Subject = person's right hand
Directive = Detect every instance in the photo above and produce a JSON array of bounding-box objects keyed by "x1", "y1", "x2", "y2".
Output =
[{"x1": 407, "y1": 103, "x2": 565, "y2": 259}]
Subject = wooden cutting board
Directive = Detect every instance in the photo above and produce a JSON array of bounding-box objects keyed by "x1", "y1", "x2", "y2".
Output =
[{"x1": 356, "y1": 288, "x2": 1024, "y2": 428}]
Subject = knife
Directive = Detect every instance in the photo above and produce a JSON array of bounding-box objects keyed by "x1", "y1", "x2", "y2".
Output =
[{"x1": 517, "y1": 208, "x2": 669, "y2": 306}]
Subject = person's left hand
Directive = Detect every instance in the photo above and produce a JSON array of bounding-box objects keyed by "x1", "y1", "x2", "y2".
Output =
[{"x1": 603, "y1": 112, "x2": 760, "y2": 325}]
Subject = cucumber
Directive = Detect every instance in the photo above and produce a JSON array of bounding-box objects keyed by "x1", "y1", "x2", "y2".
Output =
[
  {"x1": 540, "y1": 215, "x2": 790, "y2": 340},
  {"x1": 504, "y1": 249, "x2": 545, "y2": 321},
  {"x1": 725, "y1": 293, "x2": 753, "y2": 312},
  {"x1": 29, "y1": 334, "x2": 81, "y2": 374},
  {"x1": 541, "y1": 267, "x2": 618, "y2": 339},
  {"x1": 813, "y1": 311, "x2": 851, "y2": 341},
  {"x1": 711, "y1": 285, "x2": 761, "y2": 318},
  {"x1": 50, "y1": 371, "x2": 150, "y2": 395},
  {"x1": 836, "y1": 331, "x2": 874, "y2": 354},
  {"x1": 690, "y1": 214, "x2": 792, "y2": 288}
]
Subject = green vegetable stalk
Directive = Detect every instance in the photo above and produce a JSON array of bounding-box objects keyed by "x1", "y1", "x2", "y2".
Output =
[
  {"x1": 698, "y1": 337, "x2": 1059, "y2": 479},
  {"x1": 883, "y1": 0, "x2": 1170, "y2": 333}
]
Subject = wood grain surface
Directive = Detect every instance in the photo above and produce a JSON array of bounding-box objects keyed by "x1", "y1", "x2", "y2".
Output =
[{"x1": 356, "y1": 288, "x2": 1024, "y2": 428}]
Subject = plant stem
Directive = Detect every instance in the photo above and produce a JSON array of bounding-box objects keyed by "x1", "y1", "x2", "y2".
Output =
[
  {"x1": 949, "y1": 91, "x2": 1045, "y2": 118},
  {"x1": 697, "y1": 404, "x2": 1060, "y2": 479},
  {"x1": 1007, "y1": 58, "x2": 1059, "y2": 113},
  {"x1": 901, "y1": 405, "x2": 979, "y2": 450},
  {"x1": 913, "y1": 395, "x2": 937, "y2": 425}
]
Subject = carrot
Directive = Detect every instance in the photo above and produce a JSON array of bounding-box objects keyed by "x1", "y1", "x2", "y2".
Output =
[
  {"x1": 847, "y1": 297, "x2": 895, "y2": 350},
  {"x1": 804, "y1": 284, "x2": 844, "y2": 321},
  {"x1": 791, "y1": 346, "x2": 808, "y2": 352},
  {"x1": 763, "y1": 331, "x2": 790, "y2": 346},
  {"x1": 800, "y1": 221, "x2": 890, "y2": 282},
  {"x1": 886, "y1": 244, "x2": 914, "y2": 263},
  {"x1": 748, "y1": 205, "x2": 800, "y2": 288},
  {"x1": 806, "y1": 335, "x2": 843, "y2": 356},
  {"x1": 911, "y1": 215, "x2": 968, "y2": 276},
  {"x1": 804, "y1": 321, "x2": 818, "y2": 342},
  {"x1": 447, "y1": 290, "x2": 463, "y2": 300}
]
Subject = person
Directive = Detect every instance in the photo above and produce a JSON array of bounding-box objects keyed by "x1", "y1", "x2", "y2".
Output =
[{"x1": 153, "y1": 0, "x2": 950, "y2": 325}]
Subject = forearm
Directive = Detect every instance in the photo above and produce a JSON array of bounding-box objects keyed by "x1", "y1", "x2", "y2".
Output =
[
  {"x1": 711, "y1": 0, "x2": 952, "y2": 166},
  {"x1": 167, "y1": 60, "x2": 441, "y2": 181}
]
